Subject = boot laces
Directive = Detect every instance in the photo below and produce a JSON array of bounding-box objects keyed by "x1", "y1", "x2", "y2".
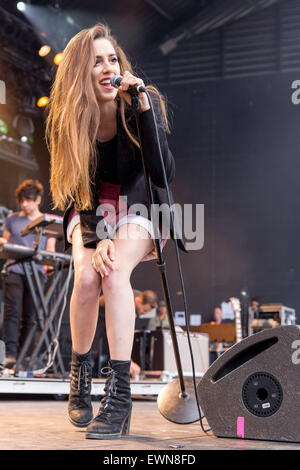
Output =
[
  {"x1": 94, "y1": 364, "x2": 131, "y2": 423},
  {"x1": 101, "y1": 366, "x2": 118, "y2": 396},
  {"x1": 96, "y1": 366, "x2": 119, "y2": 417},
  {"x1": 74, "y1": 361, "x2": 90, "y2": 392}
]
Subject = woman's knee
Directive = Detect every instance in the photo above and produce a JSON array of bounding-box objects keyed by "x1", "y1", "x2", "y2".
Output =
[
  {"x1": 101, "y1": 264, "x2": 130, "y2": 295},
  {"x1": 73, "y1": 266, "x2": 101, "y2": 300}
]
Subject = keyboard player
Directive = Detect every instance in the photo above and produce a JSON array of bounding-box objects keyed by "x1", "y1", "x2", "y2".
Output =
[{"x1": 0, "y1": 179, "x2": 56, "y2": 369}]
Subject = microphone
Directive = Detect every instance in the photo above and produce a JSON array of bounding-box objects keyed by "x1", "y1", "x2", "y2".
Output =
[{"x1": 110, "y1": 75, "x2": 146, "y2": 94}]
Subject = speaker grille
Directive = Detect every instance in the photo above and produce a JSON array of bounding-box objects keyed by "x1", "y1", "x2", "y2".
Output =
[{"x1": 242, "y1": 372, "x2": 283, "y2": 417}]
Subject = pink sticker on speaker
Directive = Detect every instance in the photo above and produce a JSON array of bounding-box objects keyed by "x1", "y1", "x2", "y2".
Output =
[{"x1": 237, "y1": 417, "x2": 245, "y2": 438}]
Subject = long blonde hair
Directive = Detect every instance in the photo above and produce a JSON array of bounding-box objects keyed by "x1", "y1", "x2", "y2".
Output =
[{"x1": 46, "y1": 23, "x2": 169, "y2": 211}]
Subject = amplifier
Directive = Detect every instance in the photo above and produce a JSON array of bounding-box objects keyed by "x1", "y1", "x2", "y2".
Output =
[
  {"x1": 132, "y1": 329, "x2": 209, "y2": 375},
  {"x1": 259, "y1": 303, "x2": 296, "y2": 325}
]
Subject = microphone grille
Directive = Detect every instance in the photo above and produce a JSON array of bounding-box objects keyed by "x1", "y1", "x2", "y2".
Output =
[{"x1": 110, "y1": 75, "x2": 122, "y2": 88}]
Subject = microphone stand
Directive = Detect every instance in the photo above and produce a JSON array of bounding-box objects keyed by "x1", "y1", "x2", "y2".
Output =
[{"x1": 131, "y1": 93, "x2": 200, "y2": 424}]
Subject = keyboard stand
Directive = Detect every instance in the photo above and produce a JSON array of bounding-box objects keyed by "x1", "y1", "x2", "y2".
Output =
[
  {"x1": 0, "y1": 228, "x2": 73, "y2": 376},
  {"x1": 8, "y1": 254, "x2": 72, "y2": 376},
  {"x1": 26, "y1": 260, "x2": 73, "y2": 375},
  {"x1": 1, "y1": 215, "x2": 73, "y2": 377}
]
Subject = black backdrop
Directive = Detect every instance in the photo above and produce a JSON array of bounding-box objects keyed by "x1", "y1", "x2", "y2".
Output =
[{"x1": 131, "y1": 71, "x2": 300, "y2": 323}]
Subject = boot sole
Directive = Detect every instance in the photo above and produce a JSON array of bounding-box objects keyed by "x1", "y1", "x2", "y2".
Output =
[
  {"x1": 68, "y1": 416, "x2": 93, "y2": 428},
  {"x1": 85, "y1": 413, "x2": 131, "y2": 439},
  {"x1": 85, "y1": 432, "x2": 126, "y2": 440}
]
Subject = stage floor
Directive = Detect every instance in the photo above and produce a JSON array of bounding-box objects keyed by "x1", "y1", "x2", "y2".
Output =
[{"x1": 0, "y1": 396, "x2": 300, "y2": 451}]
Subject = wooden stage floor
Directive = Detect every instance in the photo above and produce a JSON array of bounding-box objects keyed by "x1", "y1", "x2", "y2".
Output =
[{"x1": 0, "y1": 396, "x2": 300, "y2": 451}]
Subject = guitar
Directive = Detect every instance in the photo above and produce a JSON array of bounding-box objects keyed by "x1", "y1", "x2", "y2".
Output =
[{"x1": 229, "y1": 297, "x2": 242, "y2": 343}]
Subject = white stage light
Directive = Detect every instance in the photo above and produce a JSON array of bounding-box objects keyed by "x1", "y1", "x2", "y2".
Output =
[{"x1": 17, "y1": 2, "x2": 26, "y2": 12}]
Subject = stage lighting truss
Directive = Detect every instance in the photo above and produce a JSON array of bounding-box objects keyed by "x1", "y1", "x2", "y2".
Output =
[
  {"x1": 158, "y1": 0, "x2": 281, "y2": 55},
  {"x1": 0, "y1": 134, "x2": 39, "y2": 171},
  {"x1": 0, "y1": 8, "x2": 52, "y2": 108},
  {"x1": 0, "y1": 50, "x2": 51, "y2": 112},
  {"x1": 12, "y1": 114, "x2": 35, "y2": 138}
]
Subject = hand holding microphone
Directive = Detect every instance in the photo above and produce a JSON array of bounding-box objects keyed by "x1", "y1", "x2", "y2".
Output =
[
  {"x1": 110, "y1": 74, "x2": 146, "y2": 94},
  {"x1": 110, "y1": 71, "x2": 150, "y2": 112}
]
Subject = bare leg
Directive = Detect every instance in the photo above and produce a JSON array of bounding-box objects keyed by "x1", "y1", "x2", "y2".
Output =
[
  {"x1": 101, "y1": 223, "x2": 153, "y2": 361},
  {"x1": 70, "y1": 225, "x2": 102, "y2": 354}
]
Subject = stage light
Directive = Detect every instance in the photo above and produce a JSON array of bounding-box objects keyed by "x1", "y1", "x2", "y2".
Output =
[
  {"x1": 66, "y1": 16, "x2": 75, "y2": 25},
  {"x1": 0, "y1": 119, "x2": 8, "y2": 135},
  {"x1": 20, "y1": 136, "x2": 28, "y2": 142},
  {"x1": 159, "y1": 32, "x2": 187, "y2": 55},
  {"x1": 36, "y1": 96, "x2": 49, "y2": 108},
  {"x1": 53, "y1": 53, "x2": 63, "y2": 66},
  {"x1": 17, "y1": 2, "x2": 26, "y2": 12},
  {"x1": 38, "y1": 45, "x2": 51, "y2": 57}
]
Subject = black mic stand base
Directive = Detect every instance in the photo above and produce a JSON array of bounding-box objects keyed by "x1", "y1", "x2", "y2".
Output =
[{"x1": 158, "y1": 377, "x2": 203, "y2": 424}]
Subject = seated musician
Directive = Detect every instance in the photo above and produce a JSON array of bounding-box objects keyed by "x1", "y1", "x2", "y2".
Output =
[
  {"x1": 211, "y1": 306, "x2": 223, "y2": 324},
  {"x1": 248, "y1": 297, "x2": 261, "y2": 319},
  {"x1": 209, "y1": 306, "x2": 225, "y2": 364},
  {"x1": 134, "y1": 289, "x2": 158, "y2": 330},
  {"x1": 0, "y1": 179, "x2": 56, "y2": 369},
  {"x1": 147, "y1": 300, "x2": 169, "y2": 330}
]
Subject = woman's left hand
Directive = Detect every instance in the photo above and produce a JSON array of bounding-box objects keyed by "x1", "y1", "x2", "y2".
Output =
[{"x1": 117, "y1": 71, "x2": 150, "y2": 113}]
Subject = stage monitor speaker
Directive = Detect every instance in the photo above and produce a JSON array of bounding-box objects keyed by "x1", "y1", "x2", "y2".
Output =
[{"x1": 197, "y1": 325, "x2": 300, "y2": 442}]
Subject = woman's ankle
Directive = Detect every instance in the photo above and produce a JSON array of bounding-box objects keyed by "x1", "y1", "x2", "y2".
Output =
[{"x1": 72, "y1": 348, "x2": 91, "y2": 360}]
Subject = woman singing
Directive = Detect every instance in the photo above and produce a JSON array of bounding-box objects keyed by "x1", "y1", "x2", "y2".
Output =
[{"x1": 46, "y1": 23, "x2": 186, "y2": 440}]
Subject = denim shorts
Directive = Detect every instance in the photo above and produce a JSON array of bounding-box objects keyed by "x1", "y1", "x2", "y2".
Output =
[{"x1": 67, "y1": 182, "x2": 166, "y2": 262}]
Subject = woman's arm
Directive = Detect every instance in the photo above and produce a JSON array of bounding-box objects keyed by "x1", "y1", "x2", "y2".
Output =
[
  {"x1": 117, "y1": 73, "x2": 175, "y2": 188},
  {"x1": 138, "y1": 92, "x2": 175, "y2": 188}
]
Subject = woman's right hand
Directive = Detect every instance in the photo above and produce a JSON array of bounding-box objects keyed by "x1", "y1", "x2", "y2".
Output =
[{"x1": 91, "y1": 239, "x2": 115, "y2": 278}]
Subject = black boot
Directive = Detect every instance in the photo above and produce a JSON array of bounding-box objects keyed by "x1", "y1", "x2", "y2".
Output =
[
  {"x1": 85, "y1": 360, "x2": 132, "y2": 439},
  {"x1": 68, "y1": 349, "x2": 93, "y2": 427}
]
